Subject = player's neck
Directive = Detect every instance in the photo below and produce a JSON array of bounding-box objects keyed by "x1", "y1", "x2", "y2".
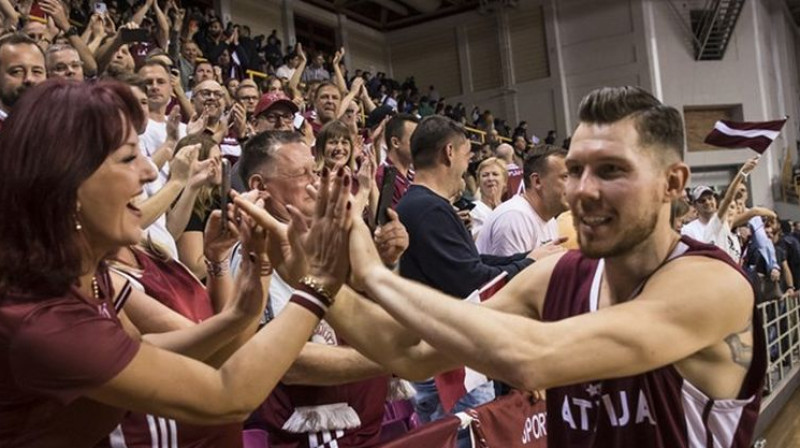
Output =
[{"x1": 602, "y1": 225, "x2": 682, "y2": 304}]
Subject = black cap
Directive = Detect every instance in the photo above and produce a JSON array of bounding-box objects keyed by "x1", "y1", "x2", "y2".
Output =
[{"x1": 365, "y1": 105, "x2": 395, "y2": 129}]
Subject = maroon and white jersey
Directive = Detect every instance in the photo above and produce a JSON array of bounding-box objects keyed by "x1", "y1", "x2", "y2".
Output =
[
  {"x1": 102, "y1": 249, "x2": 242, "y2": 448},
  {"x1": 250, "y1": 376, "x2": 389, "y2": 448},
  {"x1": 375, "y1": 158, "x2": 414, "y2": 209},
  {"x1": 541, "y1": 237, "x2": 765, "y2": 448},
  {"x1": 502, "y1": 162, "x2": 524, "y2": 201}
]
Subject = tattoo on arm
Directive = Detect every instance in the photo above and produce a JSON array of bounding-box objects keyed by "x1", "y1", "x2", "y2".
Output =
[{"x1": 724, "y1": 320, "x2": 753, "y2": 369}]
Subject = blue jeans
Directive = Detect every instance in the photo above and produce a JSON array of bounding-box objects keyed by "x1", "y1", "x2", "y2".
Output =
[{"x1": 411, "y1": 379, "x2": 495, "y2": 448}]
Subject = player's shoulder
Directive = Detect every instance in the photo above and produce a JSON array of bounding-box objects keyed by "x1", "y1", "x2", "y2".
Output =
[
  {"x1": 491, "y1": 251, "x2": 569, "y2": 318},
  {"x1": 648, "y1": 253, "x2": 754, "y2": 310}
]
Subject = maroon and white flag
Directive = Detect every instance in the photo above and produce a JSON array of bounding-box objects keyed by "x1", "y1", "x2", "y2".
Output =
[{"x1": 704, "y1": 118, "x2": 787, "y2": 154}]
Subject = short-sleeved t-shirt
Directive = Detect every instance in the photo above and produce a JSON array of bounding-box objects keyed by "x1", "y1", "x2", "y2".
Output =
[
  {"x1": 0, "y1": 271, "x2": 140, "y2": 447},
  {"x1": 475, "y1": 194, "x2": 558, "y2": 256}
]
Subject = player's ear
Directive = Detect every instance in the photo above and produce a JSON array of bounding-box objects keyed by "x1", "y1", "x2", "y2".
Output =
[{"x1": 665, "y1": 162, "x2": 689, "y2": 202}]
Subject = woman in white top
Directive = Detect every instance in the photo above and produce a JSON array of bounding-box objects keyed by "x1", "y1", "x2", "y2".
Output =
[{"x1": 470, "y1": 157, "x2": 508, "y2": 239}]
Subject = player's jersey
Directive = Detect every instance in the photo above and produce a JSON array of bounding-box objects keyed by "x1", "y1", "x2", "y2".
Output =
[{"x1": 541, "y1": 237, "x2": 765, "y2": 448}]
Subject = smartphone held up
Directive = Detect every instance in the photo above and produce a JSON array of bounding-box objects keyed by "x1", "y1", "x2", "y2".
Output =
[{"x1": 220, "y1": 159, "x2": 231, "y2": 235}]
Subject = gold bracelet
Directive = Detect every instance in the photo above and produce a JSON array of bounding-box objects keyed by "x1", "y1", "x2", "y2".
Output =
[{"x1": 298, "y1": 275, "x2": 335, "y2": 306}]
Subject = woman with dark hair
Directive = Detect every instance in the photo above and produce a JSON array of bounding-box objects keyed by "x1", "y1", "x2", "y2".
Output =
[
  {"x1": 263, "y1": 74, "x2": 285, "y2": 95},
  {"x1": 314, "y1": 119, "x2": 357, "y2": 173},
  {"x1": 0, "y1": 79, "x2": 353, "y2": 447}
]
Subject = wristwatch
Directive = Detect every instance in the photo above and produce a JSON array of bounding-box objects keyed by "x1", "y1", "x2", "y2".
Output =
[
  {"x1": 298, "y1": 275, "x2": 336, "y2": 306},
  {"x1": 65, "y1": 26, "x2": 79, "y2": 37}
]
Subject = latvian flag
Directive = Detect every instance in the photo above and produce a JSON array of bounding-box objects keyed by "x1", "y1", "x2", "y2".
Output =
[
  {"x1": 704, "y1": 118, "x2": 787, "y2": 154},
  {"x1": 434, "y1": 272, "x2": 508, "y2": 413}
]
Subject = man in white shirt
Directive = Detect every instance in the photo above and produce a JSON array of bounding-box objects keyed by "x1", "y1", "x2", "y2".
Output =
[
  {"x1": 138, "y1": 60, "x2": 188, "y2": 258},
  {"x1": 681, "y1": 185, "x2": 716, "y2": 241},
  {"x1": 477, "y1": 146, "x2": 568, "y2": 256},
  {"x1": 139, "y1": 60, "x2": 187, "y2": 184},
  {"x1": 275, "y1": 51, "x2": 301, "y2": 80}
]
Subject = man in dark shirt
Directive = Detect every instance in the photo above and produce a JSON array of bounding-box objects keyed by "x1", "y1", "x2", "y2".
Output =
[
  {"x1": 778, "y1": 220, "x2": 800, "y2": 293},
  {"x1": 193, "y1": 18, "x2": 227, "y2": 65},
  {"x1": 397, "y1": 116, "x2": 548, "y2": 298},
  {"x1": 395, "y1": 116, "x2": 560, "y2": 439}
]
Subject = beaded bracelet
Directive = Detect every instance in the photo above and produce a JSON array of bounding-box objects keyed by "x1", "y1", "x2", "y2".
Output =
[{"x1": 204, "y1": 257, "x2": 230, "y2": 278}]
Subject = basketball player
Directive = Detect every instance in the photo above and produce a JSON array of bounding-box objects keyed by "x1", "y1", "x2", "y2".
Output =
[{"x1": 321, "y1": 86, "x2": 765, "y2": 447}]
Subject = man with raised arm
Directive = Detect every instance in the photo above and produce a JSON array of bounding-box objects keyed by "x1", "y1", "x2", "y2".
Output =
[{"x1": 321, "y1": 86, "x2": 765, "y2": 447}]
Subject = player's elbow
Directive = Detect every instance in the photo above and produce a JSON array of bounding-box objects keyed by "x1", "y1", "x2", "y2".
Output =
[
  {"x1": 504, "y1": 362, "x2": 547, "y2": 392},
  {"x1": 394, "y1": 366, "x2": 436, "y2": 382},
  {"x1": 209, "y1": 407, "x2": 252, "y2": 424},
  {"x1": 387, "y1": 359, "x2": 437, "y2": 382},
  {"x1": 501, "y1": 345, "x2": 556, "y2": 391},
  {"x1": 173, "y1": 399, "x2": 254, "y2": 425}
]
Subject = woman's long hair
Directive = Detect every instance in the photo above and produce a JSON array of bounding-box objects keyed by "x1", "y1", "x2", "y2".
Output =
[
  {"x1": 173, "y1": 133, "x2": 220, "y2": 222},
  {"x1": 0, "y1": 79, "x2": 145, "y2": 297}
]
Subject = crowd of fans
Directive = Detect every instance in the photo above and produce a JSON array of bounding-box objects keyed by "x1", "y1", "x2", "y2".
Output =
[
  {"x1": 673, "y1": 156, "x2": 799, "y2": 304},
  {"x1": 0, "y1": 0, "x2": 782, "y2": 447}
]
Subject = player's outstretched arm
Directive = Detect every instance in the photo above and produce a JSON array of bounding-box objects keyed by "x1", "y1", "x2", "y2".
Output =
[
  {"x1": 351, "y1": 220, "x2": 754, "y2": 395},
  {"x1": 326, "y1": 217, "x2": 554, "y2": 383}
]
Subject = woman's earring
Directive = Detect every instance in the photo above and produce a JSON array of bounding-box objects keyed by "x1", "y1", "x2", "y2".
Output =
[{"x1": 75, "y1": 202, "x2": 82, "y2": 231}]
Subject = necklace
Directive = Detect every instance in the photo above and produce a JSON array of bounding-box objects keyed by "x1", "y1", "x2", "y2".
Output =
[{"x1": 91, "y1": 276, "x2": 100, "y2": 300}]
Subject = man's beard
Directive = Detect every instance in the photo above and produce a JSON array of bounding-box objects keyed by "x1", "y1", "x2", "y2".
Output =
[
  {"x1": 1, "y1": 85, "x2": 27, "y2": 108},
  {"x1": 577, "y1": 208, "x2": 659, "y2": 259}
]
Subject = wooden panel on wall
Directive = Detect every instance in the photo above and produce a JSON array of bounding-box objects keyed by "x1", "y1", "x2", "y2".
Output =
[
  {"x1": 348, "y1": 27, "x2": 388, "y2": 74},
  {"x1": 467, "y1": 21, "x2": 502, "y2": 92},
  {"x1": 508, "y1": 5, "x2": 549, "y2": 82},
  {"x1": 391, "y1": 30, "x2": 461, "y2": 97},
  {"x1": 684, "y1": 106, "x2": 743, "y2": 152},
  {"x1": 557, "y1": 0, "x2": 634, "y2": 46},
  {"x1": 230, "y1": 0, "x2": 282, "y2": 44}
]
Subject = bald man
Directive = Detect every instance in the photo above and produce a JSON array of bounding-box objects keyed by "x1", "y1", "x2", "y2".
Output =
[{"x1": 496, "y1": 143, "x2": 524, "y2": 200}]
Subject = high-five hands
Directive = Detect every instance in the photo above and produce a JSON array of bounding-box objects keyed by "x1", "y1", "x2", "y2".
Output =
[{"x1": 234, "y1": 167, "x2": 354, "y2": 295}]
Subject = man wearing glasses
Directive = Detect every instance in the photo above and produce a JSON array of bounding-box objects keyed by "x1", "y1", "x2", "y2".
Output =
[
  {"x1": 229, "y1": 91, "x2": 299, "y2": 192},
  {"x1": 44, "y1": 44, "x2": 84, "y2": 81},
  {"x1": 252, "y1": 90, "x2": 298, "y2": 133},
  {"x1": 236, "y1": 79, "x2": 261, "y2": 119}
]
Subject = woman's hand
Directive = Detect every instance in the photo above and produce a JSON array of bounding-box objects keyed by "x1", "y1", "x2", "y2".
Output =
[
  {"x1": 233, "y1": 190, "x2": 308, "y2": 287},
  {"x1": 292, "y1": 167, "x2": 353, "y2": 294},
  {"x1": 353, "y1": 149, "x2": 376, "y2": 215},
  {"x1": 202, "y1": 208, "x2": 239, "y2": 263},
  {"x1": 169, "y1": 143, "x2": 199, "y2": 185},
  {"x1": 231, "y1": 200, "x2": 270, "y2": 317}
]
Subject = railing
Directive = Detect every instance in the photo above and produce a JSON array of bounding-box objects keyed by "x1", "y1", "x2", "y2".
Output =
[
  {"x1": 463, "y1": 126, "x2": 512, "y2": 145},
  {"x1": 759, "y1": 294, "x2": 800, "y2": 395},
  {"x1": 754, "y1": 293, "x2": 800, "y2": 443}
]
